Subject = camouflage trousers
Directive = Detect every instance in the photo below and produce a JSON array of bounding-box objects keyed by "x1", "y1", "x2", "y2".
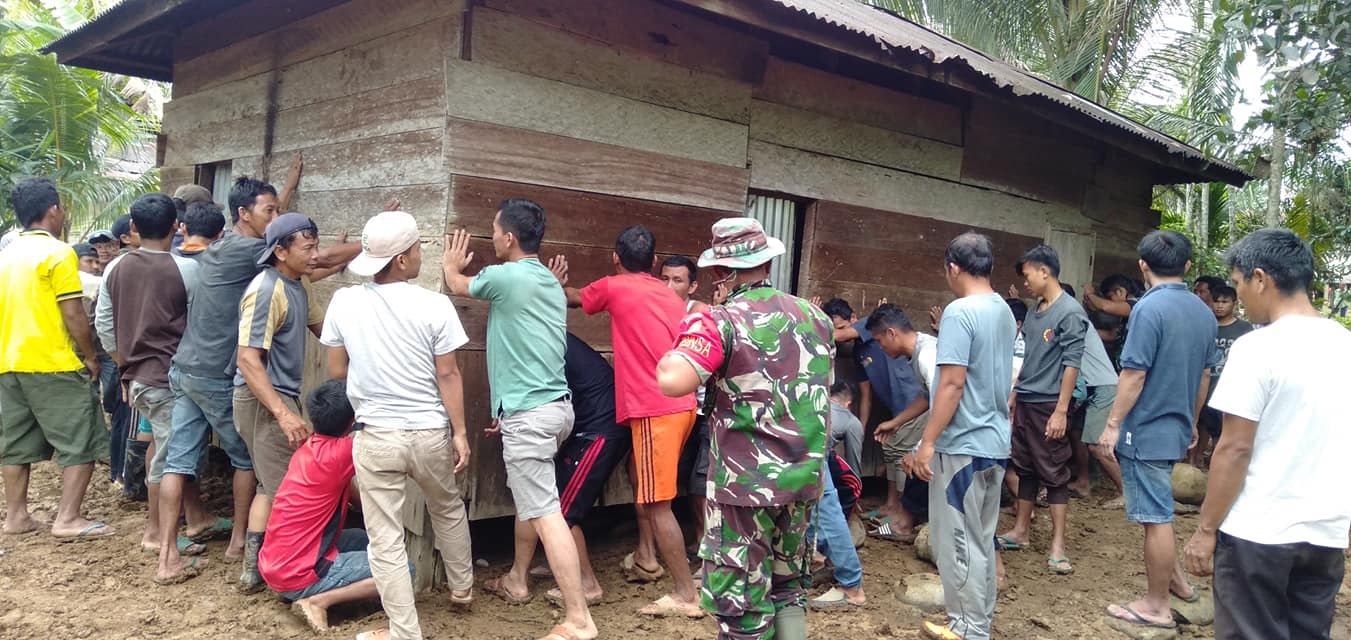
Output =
[{"x1": 699, "y1": 501, "x2": 814, "y2": 640}]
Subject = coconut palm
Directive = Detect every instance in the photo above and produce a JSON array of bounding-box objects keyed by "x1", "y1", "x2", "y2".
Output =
[{"x1": 0, "y1": 0, "x2": 160, "y2": 239}]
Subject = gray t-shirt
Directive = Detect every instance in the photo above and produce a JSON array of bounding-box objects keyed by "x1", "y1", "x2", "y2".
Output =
[
  {"x1": 232, "y1": 268, "x2": 309, "y2": 398},
  {"x1": 1015, "y1": 293, "x2": 1088, "y2": 402},
  {"x1": 828, "y1": 402, "x2": 864, "y2": 475},
  {"x1": 173, "y1": 232, "x2": 265, "y2": 379},
  {"x1": 934, "y1": 293, "x2": 1016, "y2": 458},
  {"x1": 1079, "y1": 320, "x2": 1119, "y2": 388}
]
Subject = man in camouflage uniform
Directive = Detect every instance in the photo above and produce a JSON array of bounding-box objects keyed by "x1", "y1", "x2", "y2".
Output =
[{"x1": 657, "y1": 218, "x2": 833, "y2": 640}]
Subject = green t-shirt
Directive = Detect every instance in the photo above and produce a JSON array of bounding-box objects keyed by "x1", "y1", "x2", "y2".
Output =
[{"x1": 468, "y1": 258, "x2": 568, "y2": 415}]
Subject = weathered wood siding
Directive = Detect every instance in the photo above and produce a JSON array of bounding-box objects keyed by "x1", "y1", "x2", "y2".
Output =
[{"x1": 159, "y1": 0, "x2": 1167, "y2": 517}]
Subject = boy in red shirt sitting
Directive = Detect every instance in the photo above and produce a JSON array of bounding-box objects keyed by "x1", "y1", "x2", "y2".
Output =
[{"x1": 259, "y1": 379, "x2": 378, "y2": 631}]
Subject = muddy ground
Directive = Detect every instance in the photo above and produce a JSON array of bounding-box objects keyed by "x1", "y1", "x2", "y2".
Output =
[{"x1": 1, "y1": 461, "x2": 1348, "y2": 640}]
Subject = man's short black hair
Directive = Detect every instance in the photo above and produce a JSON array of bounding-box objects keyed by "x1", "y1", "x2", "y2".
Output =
[
  {"x1": 865, "y1": 303, "x2": 913, "y2": 334},
  {"x1": 829, "y1": 380, "x2": 855, "y2": 400},
  {"x1": 615, "y1": 225, "x2": 655, "y2": 273},
  {"x1": 1224, "y1": 228, "x2": 1314, "y2": 296},
  {"x1": 1211, "y1": 284, "x2": 1237, "y2": 301},
  {"x1": 228, "y1": 176, "x2": 277, "y2": 224},
  {"x1": 11, "y1": 177, "x2": 60, "y2": 227},
  {"x1": 821, "y1": 298, "x2": 854, "y2": 321},
  {"x1": 945, "y1": 231, "x2": 994, "y2": 277},
  {"x1": 1060, "y1": 282, "x2": 1076, "y2": 298},
  {"x1": 497, "y1": 199, "x2": 545, "y2": 253},
  {"x1": 173, "y1": 197, "x2": 188, "y2": 221},
  {"x1": 661, "y1": 255, "x2": 697, "y2": 281},
  {"x1": 111, "y1": 214, "x2": 134, "y2": 244},
  {"x1": 1005, "y1": 297, "x2": 1028, "y2": 323},
  {"x1": 1099, "y1": 273, "x2": 1136, "y2": 297},
  {"x1": 305, "y1": 379, "x2": 354, "y2": 438},
  {"x1": 1194, "y1": 275, "x2": 1226, "y2": 292},
  {"x1": 1137, "y1": 230, "x2": 1191, "y2": 277},
  {"x1": 1016, "y1": 245, "x2": 1061, "y2": 278},
  {"x1": 184, "y1": 201, "x2": 226, "y2": 239},
  {"x1": 129, "y1": 193, "x2": 178, "y2": 240}
]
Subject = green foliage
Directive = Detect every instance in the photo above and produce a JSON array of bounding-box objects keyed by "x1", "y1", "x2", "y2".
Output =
[{"x1": 0, "y1": 0, "x2": 160, "y2": 239}]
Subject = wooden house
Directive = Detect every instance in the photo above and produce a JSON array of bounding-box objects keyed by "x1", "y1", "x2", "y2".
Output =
[{"x1": 50, "y1": 0, "x2": 1250, "y2": 578}]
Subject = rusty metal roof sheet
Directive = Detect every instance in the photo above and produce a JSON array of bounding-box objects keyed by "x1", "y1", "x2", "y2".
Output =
[{"x1": 752, "y1": 0, "x2": 1250, "y2": 184}]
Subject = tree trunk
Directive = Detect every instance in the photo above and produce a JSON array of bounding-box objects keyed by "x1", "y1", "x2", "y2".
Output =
[
  {"x1": 1198, "y1": 183, "x2": 1211, "y2": 253},
  {"x1": 1226, "y1": 185, "x2": 1239, "y2": 246},
  {"x1": 1266, "y1": 125, "x2": 1285, "y2": 227},
  {"x1": 1184, "y1": 183, "x2": 1195, "y2": 234}
]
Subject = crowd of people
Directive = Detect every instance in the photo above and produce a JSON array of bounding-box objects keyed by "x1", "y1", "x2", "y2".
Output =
[{"x1": 0, "y1": 166, "x2": 1347, "y2": 640}]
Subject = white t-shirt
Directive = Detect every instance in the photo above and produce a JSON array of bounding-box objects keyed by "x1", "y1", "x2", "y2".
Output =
[
  {"x1": 320, "y1": 281, "x2": 469, "y2": 430},
  {"x1": 1209, "y1": 315, "x2": 1351, "y2": 548}
]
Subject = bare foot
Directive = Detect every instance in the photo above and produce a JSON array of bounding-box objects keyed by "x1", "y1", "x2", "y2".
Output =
[
  {"x1": 356, "y1": 629, "x2": 391, "y2": 640},
  {"x1": 540, "y1": 619, "x2": 598, "y2": 640},
  {"x1": 2, "y1": 514, "x2": 43, "y2": 535},
  {"x1": 842, "y1": 585, "x2": 866, "y2": 605},
  {"x1": 292, "y1": 598, "x2": 329, "y2": 632},
  {"x1": 153, "y1": 555, "x2": 207, "y2": 585}
]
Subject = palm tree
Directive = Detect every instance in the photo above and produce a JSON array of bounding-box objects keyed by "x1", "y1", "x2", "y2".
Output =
[{"x1": 0, "y1": 0, "x2": 160, "y2": 239}]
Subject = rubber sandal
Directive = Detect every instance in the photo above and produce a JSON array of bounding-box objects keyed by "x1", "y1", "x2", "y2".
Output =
[
  {"x1": 1047, "y1": 556, "x2": 1074, "y2": 575},
  {"x1": 529, "y1": 564, "x2": 552, "y2": 579},
  {"x1": 537, "y1": 624, "x2": 581, "y2": 640},
  {"x1": 921, "y1": 620, "x2": 965, "y2": 640},
  {"x1": 2, "y1": 521, "x2": 45, "y2": 536},
  {"x1": 141, "y1": 535, "x2": 206, "y2": 556},
  {"x1": 867, "y1": 522, "x2": 916, "y2": 543},
  {"x1": 621, "y1": 552, "x2": 666, "y2": 583},
  {"x1": 638, "y1": 594, "x2": 705, "y2": 618},
  {"x1": 185, "y1": 517, "x2": 232, "y2": 544},
  {"x1": 449, "y1": 588, "x2": 473, "y2": 605},
  {"x1": 1169, "y1": 586, "x2": 1200, "y2": 603},
  {"x1": 483, "y1": 577, "x2": 532, "y2": 605},
  {"x1": 54, "y1": 522, "x2": 116, "y2": 543},
  {"x1": 544, "y1": 586, "x2": 601, "y2": 607},
  {"x1": 1105, "y1": 603, "x2": 1178, "y2": 629},
  {"x1": 808, "y1": 586, "x2": 864, "y2": 611},
  {"x1": 994, "y1": 535, "x2": 1024, "y2": 551}
]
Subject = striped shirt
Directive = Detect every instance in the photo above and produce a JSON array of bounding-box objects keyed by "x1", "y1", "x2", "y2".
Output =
[{"x1": 233, "y1": 267, "x2": 309, "y2": 398}]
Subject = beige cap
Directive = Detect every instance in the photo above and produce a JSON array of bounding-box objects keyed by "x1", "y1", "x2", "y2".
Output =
[
  {"x1": 348, "y1": 211, "x2": 420, "y2": 276},
  {"x1": 173, "y1": 184, "x2": 213, "y2": 204}
]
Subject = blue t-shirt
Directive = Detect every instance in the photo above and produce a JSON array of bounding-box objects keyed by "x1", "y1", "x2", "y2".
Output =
[
  {"x1": 851, "y1": 318, "x2": 919, "y2": 416},
  {"x1": 1116, "y1": 282, "x2": 1218, "y2": 461},
  {"x1": 933, "y1": 293, "x2": 1016, "y2": 458}
]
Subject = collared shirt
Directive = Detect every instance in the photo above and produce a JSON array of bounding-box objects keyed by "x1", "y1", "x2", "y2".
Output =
[
  {"x1": 0, "y1": 230, "x2": 85, "y2": 373},
  {"x1": 669, "y1": 281, "x2": 833, "y2": 507},
  {"x1": 468, "y1": 257, "x2": 568, "y2": 416},
  {"x1": 234, "y1": 268, "x2": 309, "y2": 398},
  {"x1": 1116, "y1": 282, "x2": 1218, "y2": 461}
]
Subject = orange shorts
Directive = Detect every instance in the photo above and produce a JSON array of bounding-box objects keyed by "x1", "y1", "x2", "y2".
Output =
[{"x1": 629, "y1": 410, "x2": 697, "y2": 504}]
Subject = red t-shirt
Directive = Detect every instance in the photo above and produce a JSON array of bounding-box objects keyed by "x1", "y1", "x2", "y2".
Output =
[
  {"x1": 581, "y1": 273, "x2": 696, "y2": 421},
  {"x1": 258, "y1": 434, "x2": 355, "y2": 593}
]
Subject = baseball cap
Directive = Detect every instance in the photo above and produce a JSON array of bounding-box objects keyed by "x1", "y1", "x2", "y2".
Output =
[
  {"x1": 72, "y1": 242, "x2": 98, "y2": 258},
  {"x1": 255, "y1": 212, "x2": 319, "y2": 267},
  {"x1": 172, "y1": 184, "x2": 213, "y2": 205},
  {"x1": 110, "y1": 214, "x2": 133, "y2": 241},
  {"x1": 87, "y1": 230, "x2": 115, "y2": 244},
  {"x1": 348, "y1": 211, "x2": 420, "y2": 277}
]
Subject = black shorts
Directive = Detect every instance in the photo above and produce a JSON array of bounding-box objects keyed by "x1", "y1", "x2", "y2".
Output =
[
  {"x1": 556, "y1": 432, "x2": 631, "y2": 527},
  {"x1": 678, "y1": 413, "x2": 711, "y2": 496}
]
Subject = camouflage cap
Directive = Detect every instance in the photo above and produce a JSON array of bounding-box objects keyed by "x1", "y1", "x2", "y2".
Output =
[{"x1": 698, "y1": 217, "x2": 786, "y2": 269}]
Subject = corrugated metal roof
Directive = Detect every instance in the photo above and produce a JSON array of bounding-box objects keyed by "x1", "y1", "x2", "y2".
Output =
[{"x1": 753, "y1": 0, "x2": 1250, "y2": 184}]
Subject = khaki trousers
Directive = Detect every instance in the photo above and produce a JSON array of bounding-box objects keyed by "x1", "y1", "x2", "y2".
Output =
[{"x1": 354, "y1": 427, "x2": 473, "y2": 640}]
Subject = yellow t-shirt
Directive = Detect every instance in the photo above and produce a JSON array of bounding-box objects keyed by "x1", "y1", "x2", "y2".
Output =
[{"x1": 0, "y1": 230, "x2": 85, "y2": 373}]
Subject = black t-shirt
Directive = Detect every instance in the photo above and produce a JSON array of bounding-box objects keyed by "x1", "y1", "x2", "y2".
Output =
[{"x1": 565, "y1": 333, "x2": 628, "y2": 440}]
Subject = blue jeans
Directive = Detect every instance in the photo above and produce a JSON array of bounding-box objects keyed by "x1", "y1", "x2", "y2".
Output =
[
  {"x1": 1119, "y1": 455, "x2": 1174, "y2": 524},
  {"x1": 809, "y1": 467, "x2": 863, "y2": 588},
  {"x1": 278, "y1": 529, "x2": 375, "y2": 602},
  {"x1": 99, "y1": 354, "x2": 130, "y2": 481},
  {"x1": 163, "y1": 367, "x2": 252, "y2": 477}
]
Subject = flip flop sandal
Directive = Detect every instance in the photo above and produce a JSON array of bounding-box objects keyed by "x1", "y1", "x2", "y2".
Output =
[
  {"x1": 186, "y1": 517, "x2": 233, "y2": 544},
  {"x1": 1105, "y1": 604, "x2": 1178, "y2": 629},
  {"x1": 994, "y1": 535, "x2": 1025, "y2": 551},
  {"x1": 54, "y1": 522, "x2": 116, "y2": 543},
  {"x1": 529, "y1": 565, "x2": 553, "y2": 579},
  {"x1": 141, "y1": 536, "x2": 206, "y2": 556},
  {"x1": 2, "y1": 522, "x2": 44, "y2": 536},
  {"x1": 866, "y1": 522, "x2": 916, "y2": 543},
  {"x1": 621, "y1": 552, "x2": 666, "y2": 583},
  {"x1": 808, "y1": 586, "x2": 864, "y2": 611},
  {"x1": 637, "y1": 594, "x2": 706, "y2": 619},
  {"x1": 1047, "y1": 556, "x2": 1074, "y2": 575},
  {"x1": 152, "y1": 555, "x2": 207, "y2": 586},
  {"x1": 537, "y1": 624, "x2": 582, "y2": 640},
  {"x1": 483, "y1": 577, "x2": 533, "y2": 605},
  {"x1": 449, "y1": 588, "x2": 473, "y2": 605},
  {"x1": 544, "y1": 586, "x2": 602, "y2": 607}
]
